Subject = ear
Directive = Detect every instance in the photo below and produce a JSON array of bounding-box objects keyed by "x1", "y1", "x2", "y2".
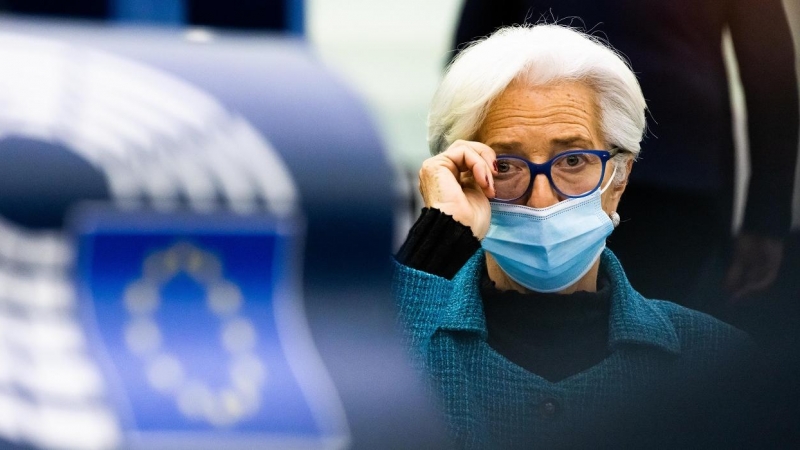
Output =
[{"x1": 602, "y1": 158, "x2": 633, "y2": 214}]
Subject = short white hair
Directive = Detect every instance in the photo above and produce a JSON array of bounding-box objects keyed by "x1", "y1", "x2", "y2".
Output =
[{"x1": 428, "y1": 24, "x2": 647, "y2": 179}]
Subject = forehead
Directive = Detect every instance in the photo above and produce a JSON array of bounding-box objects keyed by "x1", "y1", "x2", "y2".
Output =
[{"x1": 476, "y1": 80, "x2": 603, "y2": 154}]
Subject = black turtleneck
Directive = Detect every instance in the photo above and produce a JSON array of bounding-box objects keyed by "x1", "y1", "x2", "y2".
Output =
[{"x1": 396, "y1": 208, "x2": 611, "y2": 382}]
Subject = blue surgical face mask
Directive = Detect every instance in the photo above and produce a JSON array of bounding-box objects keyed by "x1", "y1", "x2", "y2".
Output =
[{"x1": 481, "y1": 171, "x2": 616, "y2": 293}]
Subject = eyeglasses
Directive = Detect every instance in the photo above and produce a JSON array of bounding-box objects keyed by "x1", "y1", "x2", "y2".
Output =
[{"x1": 492, "y1": 150, "x2": 613, "y2": 202}]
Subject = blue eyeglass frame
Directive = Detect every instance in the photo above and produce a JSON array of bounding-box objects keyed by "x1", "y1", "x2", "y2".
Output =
[{"x1": 492, "y1": 150, "x2": 613, "y2": 202}]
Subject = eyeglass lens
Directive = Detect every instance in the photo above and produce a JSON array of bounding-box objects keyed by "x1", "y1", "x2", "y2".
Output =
[{"x1": 494, "y1": 152, "x2": 605, "y2": 200}]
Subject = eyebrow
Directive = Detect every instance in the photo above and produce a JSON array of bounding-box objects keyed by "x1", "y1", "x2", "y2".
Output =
[
  {"x1": 551, "y1": 136, "x2": 596, "y2": 149},
  {"x1": 488, "y1": 135, "x2": 598, "y2": 155},
  {"x1": 490, "y1": 141, "x2": 524, "y2": 155}
]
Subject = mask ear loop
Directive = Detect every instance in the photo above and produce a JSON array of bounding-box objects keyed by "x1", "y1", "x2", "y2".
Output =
[
  {"x1": 600, "y1": 164, "x2": 618, "y2": 194},
  {"x1": 600, "y1": 164, "x2": 621, "y2": 227}
]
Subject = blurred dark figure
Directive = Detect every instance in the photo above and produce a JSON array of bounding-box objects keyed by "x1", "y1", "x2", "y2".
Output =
[
  {"x1": 455, "y1": 0, "x2": 798, "y2": 313},
  {"x1": 0, "y1": 0, "x2": 107, "y2": 18},
  {"x1": 0, "y1": 0, "x2": 289, "y2": 30},
  {"x1": 189, "y1": 0, "x2": 286, "y2": 30}
]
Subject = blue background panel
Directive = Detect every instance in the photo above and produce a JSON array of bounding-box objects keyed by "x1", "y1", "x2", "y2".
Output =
[{"x1": 75, "y1": 213, "x2": 338, "y2": 443}]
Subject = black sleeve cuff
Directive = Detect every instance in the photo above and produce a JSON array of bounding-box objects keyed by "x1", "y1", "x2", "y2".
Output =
[{"x1": 395, "y1": 208, "x2": 481, "y2": 279}]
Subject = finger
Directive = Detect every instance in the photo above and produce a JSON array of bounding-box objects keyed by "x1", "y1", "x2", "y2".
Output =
[
  {"x1": 459, "y1": 168, "x2": 496, "y2": 202},
  {"x1": 457, "y1": 172, "x2": 493, "y2": 205},
  {"x1": 418, "y1": 151, "x2": 489, "y2": 207},
  {"x1": 741, "y1": 264, "x2": 779, "y2": 296},
  {"x1": 725, "y1": 265, "x2": 761, "y2": 303},
  {"x1": 731, "y1": 280, "x2": 763, "y2": 302},
  {"x1": 723, "y1": 259, "x2": 745, "y2": 294},
  {"x1": 728, "y1": 264, "x2": 775, "y2": 302},
  {"x1": 442, "y1": 140, "x2": 496, "y2": 197},
  {"x1": 440, "y1": 140, "x2": 493, "y2": 177},
  {"x1": 451, "y1": 140, "x2": 499, "y2": 179},
  {"x1": 463, "y1": 140, "x2": 499, "y2": 175},
  {"x1": 471, "y1": 141, "x2": 499, "y2": 198},
  {"x1": 726, "y1": 242, "x2": 783, "y2": 302}
]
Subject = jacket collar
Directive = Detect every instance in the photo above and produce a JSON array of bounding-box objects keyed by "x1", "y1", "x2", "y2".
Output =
[{"x1": 437, "y1": 249, "x2": 681, "y2": 355}]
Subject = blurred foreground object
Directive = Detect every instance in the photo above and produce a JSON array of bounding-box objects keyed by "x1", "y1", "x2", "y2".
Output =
[
  {"x1": 75, "y1": 211, "x2": 349, "y2": 449},
  {"x1": 0, "y1": 0, "x2": 302, "y2": 32},
  {"x1": 0, "y1": 15, "x2": 446, "y2": 450}
]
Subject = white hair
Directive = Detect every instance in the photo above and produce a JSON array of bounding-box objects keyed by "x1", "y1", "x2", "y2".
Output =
[{"x1": 427, "y1": 24, "x2": 647, "y2": 182}]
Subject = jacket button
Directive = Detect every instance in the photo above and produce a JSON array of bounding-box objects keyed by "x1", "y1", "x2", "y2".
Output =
[{"x1": 539, "y1": 398, "x2": 559, "y2": 419}]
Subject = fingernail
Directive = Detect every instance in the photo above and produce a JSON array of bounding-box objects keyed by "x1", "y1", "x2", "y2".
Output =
[{"x1": 492, "y1": 161, "x2": 498, "y2": 172}]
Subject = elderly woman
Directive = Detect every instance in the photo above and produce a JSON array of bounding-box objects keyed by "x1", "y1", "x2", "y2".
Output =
[{"x1": 393, "y1": 25, "x2": 752, "y2": 448}]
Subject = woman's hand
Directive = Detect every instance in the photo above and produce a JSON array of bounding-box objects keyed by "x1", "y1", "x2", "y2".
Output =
[{"x1": 418, "y1": 140, "x2": 497, "y2": 239}]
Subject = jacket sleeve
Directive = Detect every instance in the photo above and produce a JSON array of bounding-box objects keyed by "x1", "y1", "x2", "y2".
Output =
[
  {"x1": 392, "y1": 259, "x2": 454, "y2": 359},
  {"x1": 393, "y1": 209, "x2": 480, "y2": 360},
  {"x1": 729, "y1": 0, "x2": 799, "y2": 237}
]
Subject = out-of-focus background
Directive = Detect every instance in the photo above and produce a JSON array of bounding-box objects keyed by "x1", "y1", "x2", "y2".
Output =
[{"x1": 0, "y1": 1, "x2": 795, "y2": 449}]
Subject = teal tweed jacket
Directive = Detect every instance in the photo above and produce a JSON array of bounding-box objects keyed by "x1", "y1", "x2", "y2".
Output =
[{"x1": 393, "y1": 248, "x2": 753, "y2": 448}]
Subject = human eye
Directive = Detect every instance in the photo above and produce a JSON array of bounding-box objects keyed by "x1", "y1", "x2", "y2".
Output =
[
  {"x1": 495, "y1": 158, "x2": 526, "y2": 178},
  {"x1": 554, "y1": 152, "x2": 590, "y2": 169},
  {"x1": 564, "y1": 154, "x2": 583, "y2": 167}
]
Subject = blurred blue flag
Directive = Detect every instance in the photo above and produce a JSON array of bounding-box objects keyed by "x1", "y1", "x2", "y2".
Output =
[{"x1": 75, "y1": 210, "x2": 349, "y2": 449}]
